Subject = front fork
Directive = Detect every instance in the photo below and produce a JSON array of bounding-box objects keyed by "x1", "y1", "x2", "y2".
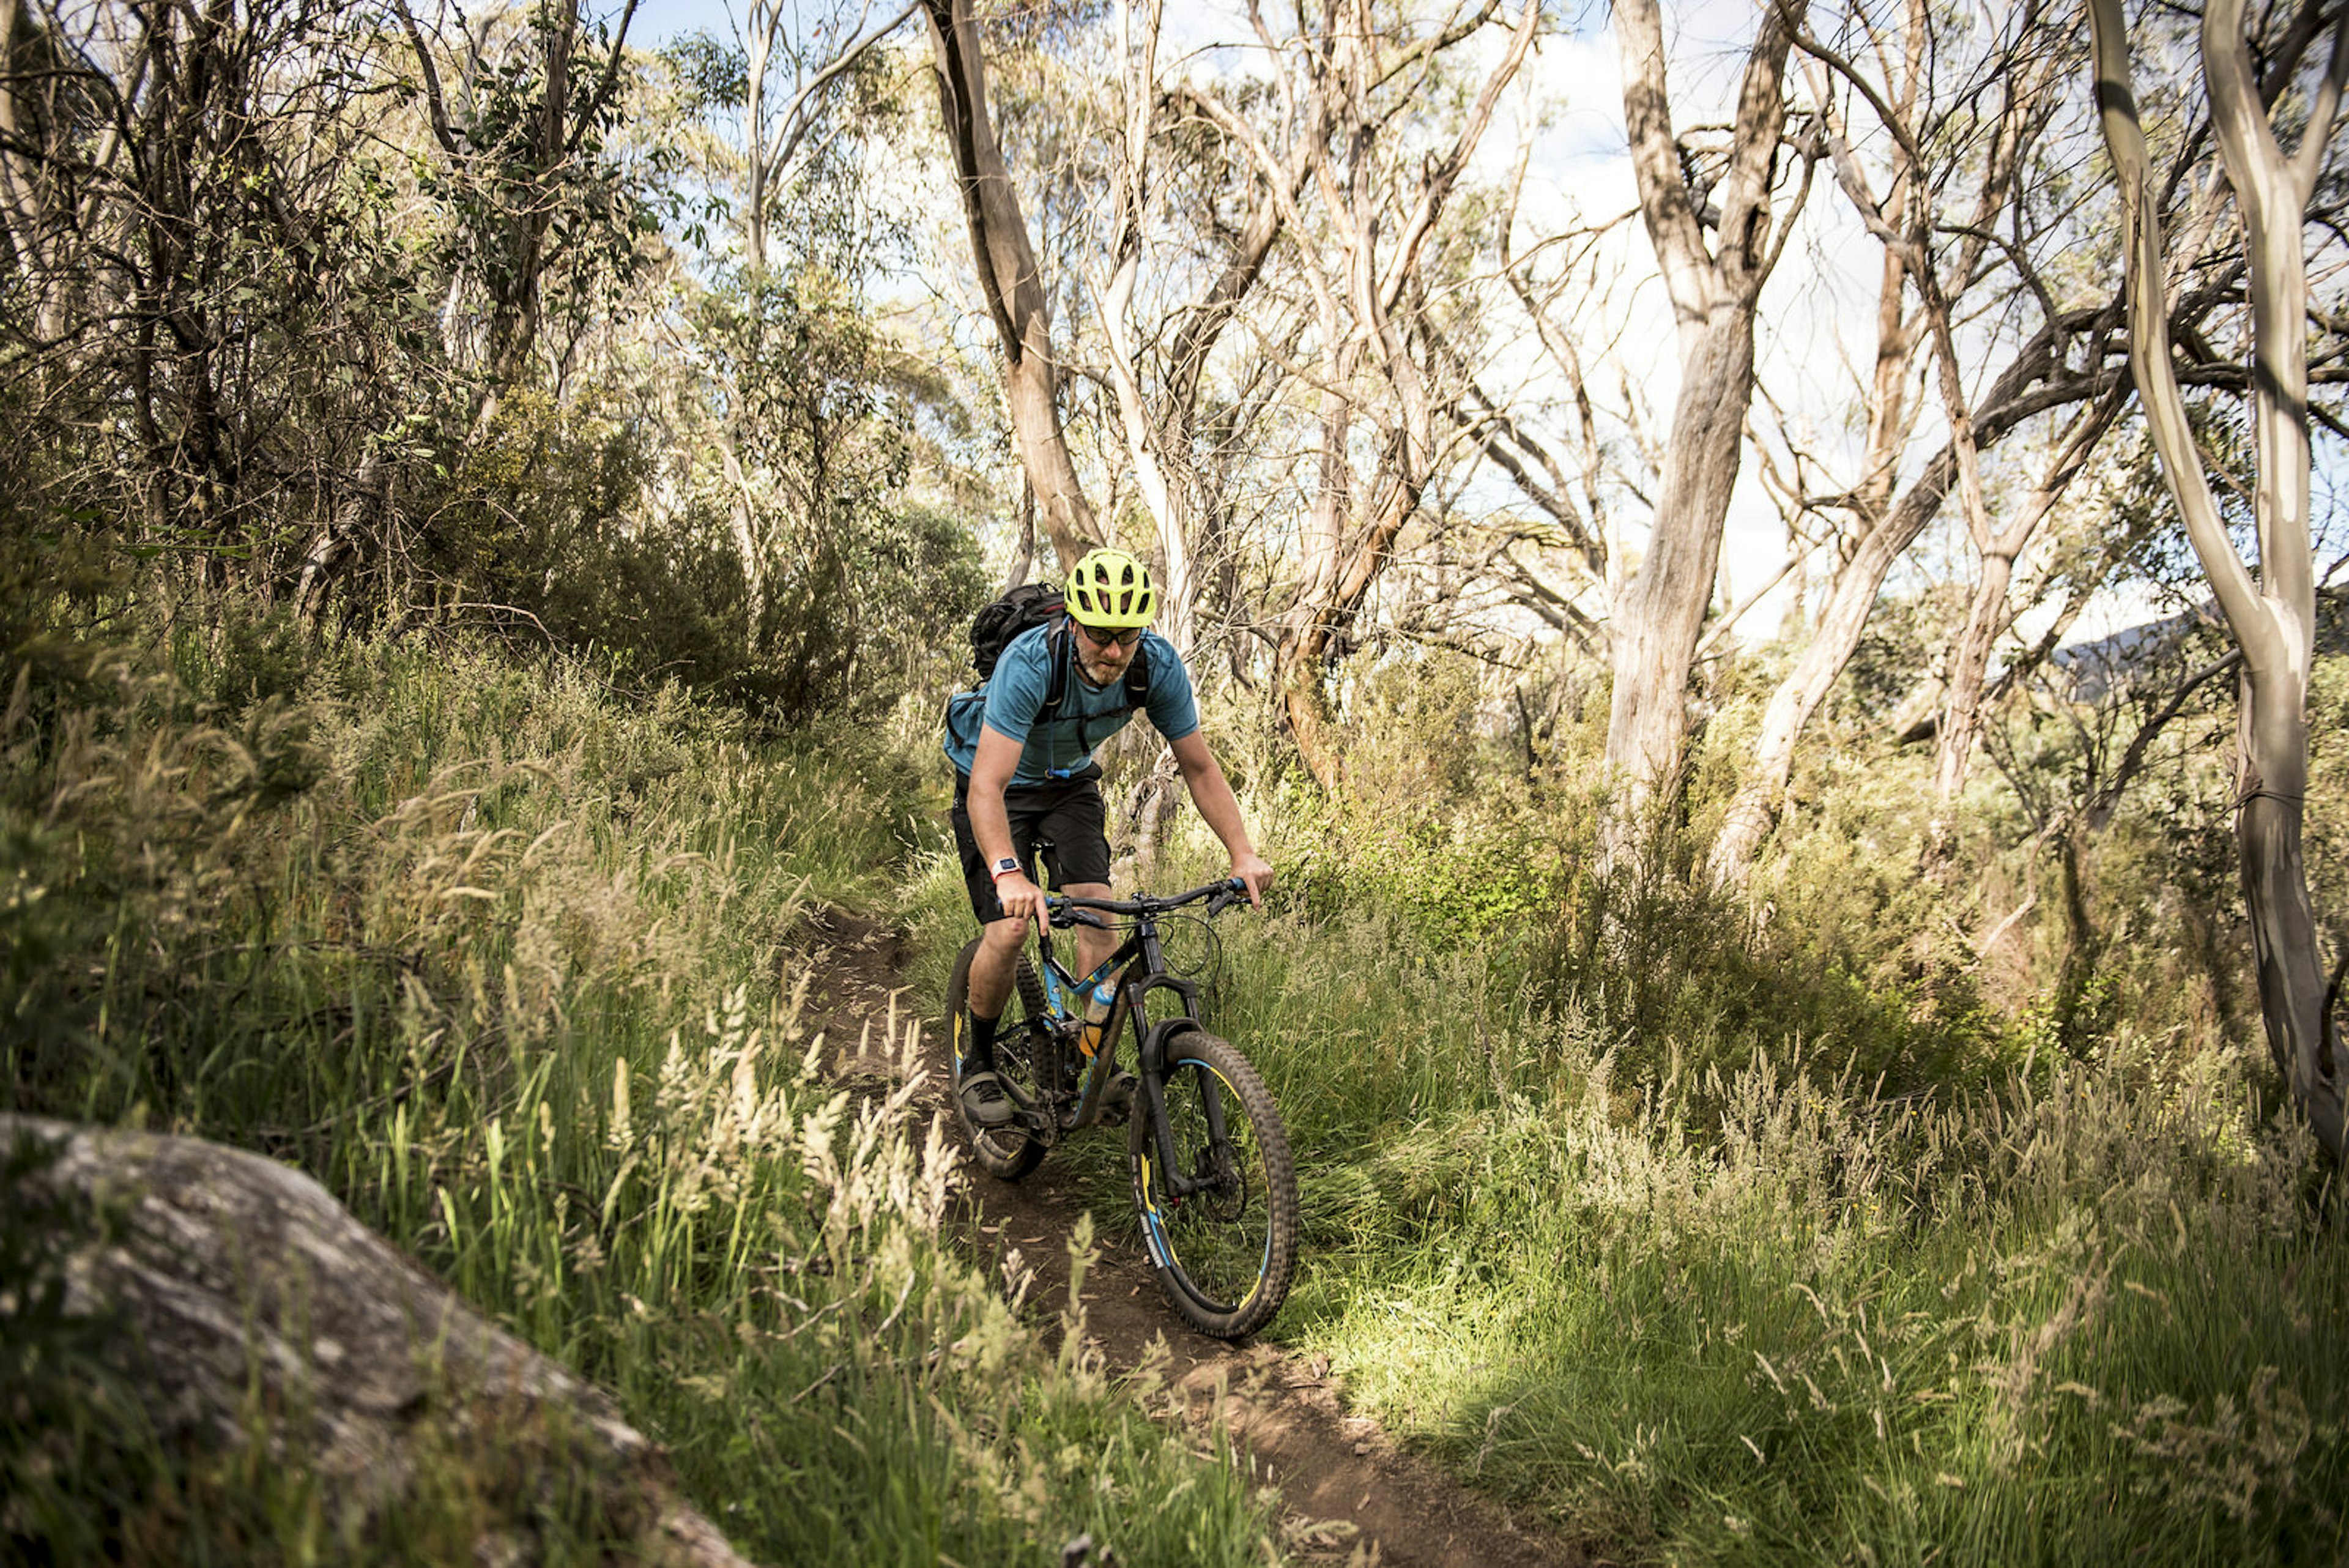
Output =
[
  {"x1": 1132, "y1": 986, "x2": 1233, "y2": 1200},
  {"x1": 1021, "y1": 959, "x2": 1231, "y2": 1195}
]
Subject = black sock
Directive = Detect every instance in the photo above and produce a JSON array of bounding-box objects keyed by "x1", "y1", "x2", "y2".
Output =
[{"x1": 966, "y1": 1009, "x2": 1000, "y2": 1072}]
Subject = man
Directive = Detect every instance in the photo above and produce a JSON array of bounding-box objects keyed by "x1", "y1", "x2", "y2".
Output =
[{"x1": 943, "y1": 547, "x2": 1272, "y2": 1128}]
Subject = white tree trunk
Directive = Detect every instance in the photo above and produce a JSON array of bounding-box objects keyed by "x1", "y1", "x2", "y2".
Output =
[
  {"x1": 2088, "y1": 0, "x2": 2347, "y2": 1156},
  {"x1": 1605, "y1": 0, "x2": 1808, "y2": 823},
  {"x1": 1603, "y1": 309, "x2": 1758, "y2": 803},
  {"x1": 923, "y1": 0, "x2": 1099, "y2": 572}
]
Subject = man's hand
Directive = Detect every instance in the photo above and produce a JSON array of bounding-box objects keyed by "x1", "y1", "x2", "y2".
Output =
[
  {"x1": 993, "y1": 869, "x2": 1050, "y2": 945},
  {"x1": 1230, "y1": 850, "x2": 1274, "y2": 908}
]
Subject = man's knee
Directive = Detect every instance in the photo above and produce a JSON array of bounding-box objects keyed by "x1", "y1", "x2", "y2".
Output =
[{"x1": 1061, "y1": 882, "x2": 1115, "y2": 965}]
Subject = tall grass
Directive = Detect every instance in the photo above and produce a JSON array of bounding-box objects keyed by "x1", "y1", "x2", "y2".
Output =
[
  {"x1": 2, "y1": 600, "x2": 1281, "y2": 1564},
  {"x1": 892, "y1": 650, "x2": 2349, "y2": 1566},
  {"x1": 1069, "y1": 773, "x2": 2349, "y2": 1566}
]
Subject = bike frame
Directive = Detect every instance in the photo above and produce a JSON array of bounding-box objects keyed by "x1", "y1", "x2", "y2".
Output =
[{"x1": 1028, "y1": 882, "x2": 1242, "y2": 1198}]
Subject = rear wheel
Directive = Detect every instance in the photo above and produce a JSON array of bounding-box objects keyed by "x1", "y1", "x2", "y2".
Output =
[
  {"x1": 944, "y1": 936, "x2": 1050, "y2": 1181},
  {"x1": 1129, "y1": 1031, "x2": 1298, "y2": 1340}
]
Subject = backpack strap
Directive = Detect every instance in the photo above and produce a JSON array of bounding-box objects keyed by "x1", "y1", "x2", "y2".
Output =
[
  {"x1": 1035, "y1": 615, "x2": 1077, "y2": 723},
  {"x1": 1121, "y1": 643, "x2": 1151, "y2": 711}
]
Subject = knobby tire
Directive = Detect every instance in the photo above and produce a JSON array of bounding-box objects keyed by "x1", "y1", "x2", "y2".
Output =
[{"x1": 1129, "y1": 1031, "x2": 1299, "y2": 1340}]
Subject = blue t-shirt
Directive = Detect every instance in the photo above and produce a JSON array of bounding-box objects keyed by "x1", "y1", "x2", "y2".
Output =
[{"x1": 943, "y1": 623, "x2": 1199, "y2": 786}]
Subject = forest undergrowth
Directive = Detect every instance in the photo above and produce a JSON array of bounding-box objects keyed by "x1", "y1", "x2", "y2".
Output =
[
  {"x1": 894, "y1": 660, "x2": 2349, "y2": 1566},
  {"x1": 7, "y1": 576, "x2": 2348, "y2": 1566},
  {"x1": 1190, "y1": 896, "x2": 2348, "y2": 1564},
  {"x1": 0, "y1": 589, "x2": 1280, "y2": 1565}
]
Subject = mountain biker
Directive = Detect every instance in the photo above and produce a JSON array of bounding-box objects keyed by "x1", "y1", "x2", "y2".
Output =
[{"x1": 944, "y1": 547, "x2": 1272, "y2": 1129}]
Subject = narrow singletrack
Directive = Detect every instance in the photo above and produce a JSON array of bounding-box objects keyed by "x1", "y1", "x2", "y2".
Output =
[{"x1": 788, "y1": 906, "x2": 1587, "y2": 1568}]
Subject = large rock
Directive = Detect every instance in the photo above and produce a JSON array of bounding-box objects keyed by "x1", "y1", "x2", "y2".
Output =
[{"x1": 0, "y1": 1113, "x2": 753, "y2": 1566}]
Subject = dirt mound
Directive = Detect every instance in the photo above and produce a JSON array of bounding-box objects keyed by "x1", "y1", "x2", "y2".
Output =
[{"x1": 795, "y1": 907, "x2": 1586, "y2": 1567}]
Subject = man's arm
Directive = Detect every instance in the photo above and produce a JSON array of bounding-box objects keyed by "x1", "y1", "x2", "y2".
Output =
[
  {"x1": 969, "y1": 727, "x2": 1050, "y2": 934},
  {"x1": 967, "y1": 727, "x2": 1024, "y2": 868},
  {"x1": 1168, "y1": 730, "x2": 1274, "y2": 905}
]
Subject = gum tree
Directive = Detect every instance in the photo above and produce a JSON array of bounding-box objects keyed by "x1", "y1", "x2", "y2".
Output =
[
  {"x1": 1094, "y1": 0, "x2": 1315, "y2": 660},
  {"x1": 395, "y1": 0, "x2": 647, "y2": 404},
  {"x1": 1255, "y1": 0, "x2": 1540, "y2": 787},
  {"x1": 1076, "y1": 0, "x2": 1536, "y2": 783},
  {"x1": 1603, "y1": 0, "x2": 1816, "y2": 825},
  {"x1": 2088, "y1": 0, "x2": 2348, "y2": 1154},
  {"x1": 740, "y1": 0, "x2": 918, "y2": 272},
  {"x1": 1709, "y1": 0, "x2": 2140, "y2": 886},
  {"x1": 921, "y1": 0, "x2": 1100, "y2": 572}
]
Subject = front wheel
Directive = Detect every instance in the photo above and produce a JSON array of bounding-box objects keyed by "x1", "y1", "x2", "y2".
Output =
[
  {"x1": 1129, "y1": 1031, "x2": 1299, "y2": 1340},
  {"x1": 944, "y1": 936, "x2": 1050, "y2": 1181}
]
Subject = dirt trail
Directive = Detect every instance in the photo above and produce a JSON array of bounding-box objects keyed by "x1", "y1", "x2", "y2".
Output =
[{"x1": 790, "y1": 907, "x2": 1587, "y2": 1568}]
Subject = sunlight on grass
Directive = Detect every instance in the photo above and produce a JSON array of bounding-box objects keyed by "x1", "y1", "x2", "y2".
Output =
[
  {"x1": 1215, "y1": 888, "x2": 2349, "y2": 1566},
  {"x1": 904, "y1": 773, "x2": 2349, "y2": 1566},
  {"x1": 2, "y1": 617, "x2": 1281, "y2": 1564}
]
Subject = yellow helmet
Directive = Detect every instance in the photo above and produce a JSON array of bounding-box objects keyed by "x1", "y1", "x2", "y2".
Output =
[{"x1": 1064, "y1": 548, "x2": 1157, "y2": 630}]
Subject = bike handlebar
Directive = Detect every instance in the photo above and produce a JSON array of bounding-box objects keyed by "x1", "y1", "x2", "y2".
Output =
[{"x1": 1045, "y1": 877, "x2": 1249, "y2": 926}]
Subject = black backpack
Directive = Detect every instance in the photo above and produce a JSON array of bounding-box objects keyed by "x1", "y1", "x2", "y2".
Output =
[
  {"x1": 970, "y1": 582, "x2": 1064, "y2": 681},
  {"x1": 965, "y1": 582, "x2": 1151, "y2": 736}
]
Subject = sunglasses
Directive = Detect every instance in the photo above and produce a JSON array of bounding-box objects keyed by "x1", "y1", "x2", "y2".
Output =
[{"x1": 1073, "y1": 622, "x2": 1144, "y2": 648}]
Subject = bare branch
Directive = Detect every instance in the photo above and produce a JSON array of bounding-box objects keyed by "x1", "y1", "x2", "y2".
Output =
[{"x1": 760, "y1": 0, "x2": 921, "y2": 173}]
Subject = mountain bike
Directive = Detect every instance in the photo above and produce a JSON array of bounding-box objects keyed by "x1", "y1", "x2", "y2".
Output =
[{"x1": 942, "y1": 875, "x2": 1299, "y2": 1340}]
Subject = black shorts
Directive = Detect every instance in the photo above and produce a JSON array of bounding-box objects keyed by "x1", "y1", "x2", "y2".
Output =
[{"x1": 951, "y1": 765, "x2": 1112, "y2": 923}]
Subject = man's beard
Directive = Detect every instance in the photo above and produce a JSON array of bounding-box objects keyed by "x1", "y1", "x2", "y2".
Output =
[{"x1": 1077, "y1": 648, "x2": 1132, "y2": 686}]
